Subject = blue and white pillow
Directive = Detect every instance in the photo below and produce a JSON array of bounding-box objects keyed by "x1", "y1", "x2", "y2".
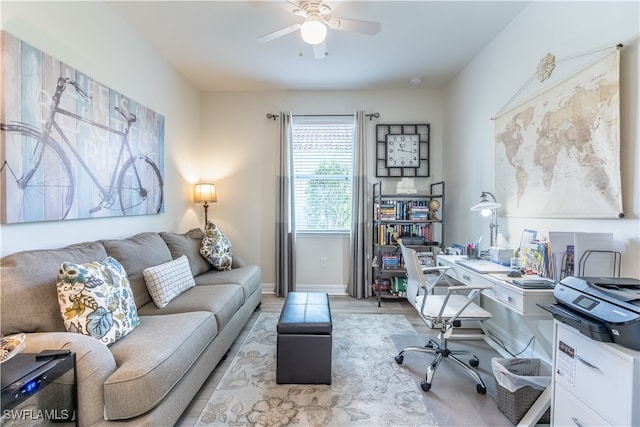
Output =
[{"x1": 56, "y1": 257, "x2": 139, "y2": 345}]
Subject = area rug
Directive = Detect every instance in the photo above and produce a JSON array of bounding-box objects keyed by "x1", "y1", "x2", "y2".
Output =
[{"x1": 195, "y1": 312, "x2": 438, "y2": 427}]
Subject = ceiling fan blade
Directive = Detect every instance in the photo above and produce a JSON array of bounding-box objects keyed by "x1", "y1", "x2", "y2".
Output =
[
  {"x1": 327, "y1": 17, "x2": 381, "y2": 35},
  {"x1": 257, "y1": 23, "x2": 301, "y2": 43},
  {"x1": 282, "y1": 0, "x2": 304, "y2": 15},
  {"x1": 313, "y1": 41, "x2": 328, "y2": 59},
  {"x1": 321, "y1": 0, "x2": 343, "y2": 13}
]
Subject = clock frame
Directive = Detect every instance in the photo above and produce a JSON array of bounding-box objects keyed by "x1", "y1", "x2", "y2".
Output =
[{"x1": 376, "y1": 124, "x2": 430, "y2": 177}]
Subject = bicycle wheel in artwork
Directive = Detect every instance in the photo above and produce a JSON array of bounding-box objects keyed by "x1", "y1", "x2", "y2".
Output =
[{"x1": 0, "y1": 30, "x2": 165, "y2": 223}]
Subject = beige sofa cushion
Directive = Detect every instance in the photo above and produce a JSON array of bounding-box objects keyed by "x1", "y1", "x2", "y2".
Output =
[
  {"x1": 1, "y1": 242, "x2": 108, "y2": 335},
  {"x1": 103, "y1": 232, "x2": 172, "y2": 308},
  {"x1": 104, "y1": 311, "x2": 217, "y2": 420},
  {"x1": 137, "y1": 284, "x2": 244, "y2": 331},
  {"x1": 195, "y1": 265, "x2": 262, "y2": 302},
  {"x1": 160, "y1": 228, "x2": 211, "y2": 276}
]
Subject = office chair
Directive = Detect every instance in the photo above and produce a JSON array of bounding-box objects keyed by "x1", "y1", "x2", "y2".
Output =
[{"x1": 395, "y1": 244, "x2": 492, "y2": 393}]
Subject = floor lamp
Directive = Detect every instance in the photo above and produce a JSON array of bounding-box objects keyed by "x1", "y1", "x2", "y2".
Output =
[
  {"x1": 194, "y1": 183, "x2": 217, "y2": 227},
  {"x1": 470, "y1": 191, "x2": 501, "y2": 247}
]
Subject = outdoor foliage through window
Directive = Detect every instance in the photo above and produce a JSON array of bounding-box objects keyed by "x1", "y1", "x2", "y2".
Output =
[{"x1": 292, "y1": 116, "x2": 354, "y2": 232}]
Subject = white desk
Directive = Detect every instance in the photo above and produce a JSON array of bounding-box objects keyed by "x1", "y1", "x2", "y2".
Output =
[{"x1": 436, "y1": 255, "x2": 556, "y2": 427}]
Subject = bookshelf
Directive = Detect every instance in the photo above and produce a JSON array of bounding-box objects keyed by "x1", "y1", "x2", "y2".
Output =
[{"x1": 371, "y1": 181, "x2": 445, "y2": 306}]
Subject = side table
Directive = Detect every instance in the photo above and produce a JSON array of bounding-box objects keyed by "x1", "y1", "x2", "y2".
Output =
[{"x1": 1, "y1": 352, "x2": 77, "y2": 426}]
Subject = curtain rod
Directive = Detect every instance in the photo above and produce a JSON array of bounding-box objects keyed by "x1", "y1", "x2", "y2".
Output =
[{"x1": 266, "y1": 112, "x2": 380, "y2": 121}]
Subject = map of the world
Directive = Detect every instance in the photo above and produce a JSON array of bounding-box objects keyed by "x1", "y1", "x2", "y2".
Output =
[{"x1": 494, "y1": 48, "x2": 622, "y2": 218}]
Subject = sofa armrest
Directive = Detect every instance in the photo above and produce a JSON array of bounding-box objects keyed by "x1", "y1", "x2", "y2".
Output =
[{"x1": 24, "y1": 332, "x2": 117, "y2": 427}]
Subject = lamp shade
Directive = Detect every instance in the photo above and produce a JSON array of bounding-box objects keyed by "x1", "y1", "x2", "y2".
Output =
[
  {"x1": 300, "y1": 17, "x2": 327, "y2": 45},
  {"x1": 470, "y1": 192, "x2": 500, "y2": 212},
  {"x1": 194, "y1": 183, "x2": 217, "y2": 203}
]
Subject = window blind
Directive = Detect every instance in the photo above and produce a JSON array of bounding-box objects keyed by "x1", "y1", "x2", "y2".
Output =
[{"x1": 291, "y1": 116, "x2": 355, "y2": 232}]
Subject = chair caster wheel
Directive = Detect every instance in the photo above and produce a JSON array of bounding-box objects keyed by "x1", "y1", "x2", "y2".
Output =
[
  {"x1": 394, "y1": 355, "x2": 404, "y2": 365},
  {"x1": 420, "y1": 381, "x2": 432, "y2": 392},
  {"x1": 469, "y1": 358, "x2": 479, "y2": 367},
  {"x1": 477, "y1": 384, "x2": 487, "y2": 394}
]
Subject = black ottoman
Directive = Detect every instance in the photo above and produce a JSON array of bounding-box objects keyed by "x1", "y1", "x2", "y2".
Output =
[{"x1": 276, "y1": 292, "x2": 332, "y2": 384}]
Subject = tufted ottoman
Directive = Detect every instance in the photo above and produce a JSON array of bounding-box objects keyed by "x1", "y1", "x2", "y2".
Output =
[{"x1": 276, "y1": 292, "x2": 333, "y2": 384}]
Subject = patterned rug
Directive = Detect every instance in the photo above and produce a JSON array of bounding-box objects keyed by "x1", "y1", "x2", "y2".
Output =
[{"x1": 195, "y1": 312, "x2": 438, "y2": 426}]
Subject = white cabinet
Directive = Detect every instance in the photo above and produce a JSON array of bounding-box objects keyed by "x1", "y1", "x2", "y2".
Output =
[{"x1": 552, "y1": 320, "x2": 640, "y2": 426}]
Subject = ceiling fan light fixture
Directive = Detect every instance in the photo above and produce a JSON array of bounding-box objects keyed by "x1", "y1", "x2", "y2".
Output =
[{"x1": 300, "y1": 18, "x2": 327, "y2": 45}]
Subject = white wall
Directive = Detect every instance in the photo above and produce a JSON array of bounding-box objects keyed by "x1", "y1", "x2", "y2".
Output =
[
  {"x1": 200, "y1": 89, "x2": 444, "y2": 289},
  {"x1": 444, "y1": 1, "x2": 639, "y2": 278},
  {"x1": 0, "y1": 1, "x2": 202, "y2": 256},
  {"x1": 444, "y1": 1, "x2": 639, "y2": 359}
]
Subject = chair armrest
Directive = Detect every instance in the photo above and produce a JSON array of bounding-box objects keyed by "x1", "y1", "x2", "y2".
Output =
[
  {"x1": 421, "y1": 265, "x2": 450, "y2": 273},
  {"x1": 446, "y1": 285, "x2": 491, "y2": 292},
  {"x1": 437, "y1": 285, "x2": 491, "y2": 324}
]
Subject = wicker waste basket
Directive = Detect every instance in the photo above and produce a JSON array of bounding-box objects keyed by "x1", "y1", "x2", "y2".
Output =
[{"x1": 491, "y1": 358, "x2": 551, "y2": 425}]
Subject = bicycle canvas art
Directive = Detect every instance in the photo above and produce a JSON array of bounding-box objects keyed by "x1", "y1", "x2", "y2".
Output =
[{"x1": 0, "y1": 31, "x2": 164, "y2": 224}]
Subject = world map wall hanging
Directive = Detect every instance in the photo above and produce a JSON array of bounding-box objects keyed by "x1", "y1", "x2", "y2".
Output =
[
  {"x1": 493, "y1": 45, "x2": 623, "y2": 219},
  {"x1": 0, "y1": 31, "x2": 165, "y2": 224}
]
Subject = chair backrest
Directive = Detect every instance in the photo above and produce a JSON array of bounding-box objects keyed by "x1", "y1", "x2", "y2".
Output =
[
  {"x1": 401, "y1": 243, "x2": 492, "y2": 326},
  {"x1": 400, "y1": 244, "x2": 436, "y2": 302}
]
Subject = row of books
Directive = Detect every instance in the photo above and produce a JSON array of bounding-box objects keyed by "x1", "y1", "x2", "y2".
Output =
[
  {"x1": 376, "y1": 224, "x2": 435, "y2": 245},
  {"x1": 376, "y1": 200, "x2": 433, "y2": 220},
  {"x1": 372, "y1": 277, "x2": 407, "y2": 296},
  {"x1": 373, "y1": 251, "x2": 434, "y2": 270}
]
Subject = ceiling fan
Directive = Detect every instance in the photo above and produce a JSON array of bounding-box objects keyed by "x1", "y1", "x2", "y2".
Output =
[{"x1": 257, "y1": 0, "x2": 381, "y2": 59}]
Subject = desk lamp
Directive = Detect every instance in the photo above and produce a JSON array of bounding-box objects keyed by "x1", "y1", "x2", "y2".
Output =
[
  {"x1": 194, "y1": 183, "x2": 217, "y2": 227},
  {"x1": 470, "y1": 191, "x2": 501, "y2": 247}
]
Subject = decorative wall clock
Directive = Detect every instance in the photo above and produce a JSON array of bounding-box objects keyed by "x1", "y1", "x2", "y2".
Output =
[
  {"x1": 386, "y1": 134, "x2": 419, "y2": 168},
  {"x1": 376, "y1": 124, "x2": 430, "y2": 177}
]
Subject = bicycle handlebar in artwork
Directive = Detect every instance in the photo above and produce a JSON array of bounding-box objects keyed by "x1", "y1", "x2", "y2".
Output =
[{"x1": 0, "y1": 31, "x2": 164, "y2": 224}]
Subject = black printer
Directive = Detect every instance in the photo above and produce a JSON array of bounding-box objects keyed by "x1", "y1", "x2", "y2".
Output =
[{"x1": 544, "y1": 276, "x2": 640, "y2": 351}]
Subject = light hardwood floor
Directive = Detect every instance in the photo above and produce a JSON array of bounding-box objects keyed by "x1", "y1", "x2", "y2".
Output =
[{"x1": 175, "y1": 293, "x2": 507, "y2": 426}]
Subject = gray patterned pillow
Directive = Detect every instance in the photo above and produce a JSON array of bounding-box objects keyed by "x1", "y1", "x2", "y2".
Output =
[
  {"x1": 143, "y1": 255, "x2": 195, "y2": 308},
  {"x1": 200, "y1": 222, "x2": 233, "y2": 271}
]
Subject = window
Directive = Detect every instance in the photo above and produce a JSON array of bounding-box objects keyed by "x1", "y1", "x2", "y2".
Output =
[{"x1": 292, "y1": 115, "x2": 355, "y2": 232}]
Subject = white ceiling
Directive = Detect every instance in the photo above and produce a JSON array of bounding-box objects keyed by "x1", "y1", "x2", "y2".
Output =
[{"x1": 109, "y1": 1, "x2": 529, "y2": 91}]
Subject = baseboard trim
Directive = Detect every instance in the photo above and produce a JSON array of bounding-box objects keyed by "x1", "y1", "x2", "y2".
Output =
[
  {"x1": 296, "y1": 284, "x2": 348, "y2": 295},
  {"x1": 260, "y1": 283, "x2": 348, "y2": 295}
]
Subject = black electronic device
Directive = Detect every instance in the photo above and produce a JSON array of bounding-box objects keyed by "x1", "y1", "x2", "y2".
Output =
[
  {"x1": 548, "y1": 276, "x2": 640, "y2": 350},
  {"x1": 1, "y1": 352, "x2": 76, "y2": 421}
]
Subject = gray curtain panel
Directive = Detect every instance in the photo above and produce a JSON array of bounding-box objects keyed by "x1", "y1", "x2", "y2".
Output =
[
  {"x1": 275, "y1": 112, "x2": 296, "y2": 297},
  {"x1": 347, "y1": 111, "x2": 370, "y2": 299}
]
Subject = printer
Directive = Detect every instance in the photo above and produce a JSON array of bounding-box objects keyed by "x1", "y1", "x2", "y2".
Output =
[{"x1": 544, "y1": 276, "x2": 640, "y2": 351}]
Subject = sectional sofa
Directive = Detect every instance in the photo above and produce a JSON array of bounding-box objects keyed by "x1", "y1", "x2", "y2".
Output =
[{"x1": 0, "y1": 228, "x2": 262, "y2": 426}]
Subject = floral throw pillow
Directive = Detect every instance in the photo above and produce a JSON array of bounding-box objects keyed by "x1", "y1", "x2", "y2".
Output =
[
  {"x1": 56, "y1": 257, "x2": 140, "y2": 345},
  {"x1": 200, "y1": 221, "x2": 233, "y2": 271}
]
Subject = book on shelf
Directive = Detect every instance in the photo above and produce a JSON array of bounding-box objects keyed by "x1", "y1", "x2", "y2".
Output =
[
  {"x1": 381, "y1": 254, "x2": 401, "y2": 269},
  {"x1": 376, "y1": 223, "x2": 437, "y2": 246}
]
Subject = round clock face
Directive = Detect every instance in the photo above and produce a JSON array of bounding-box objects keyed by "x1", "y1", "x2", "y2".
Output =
[{"x1": 386, "y1": 134, "x2": 419, "y2": 167}]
